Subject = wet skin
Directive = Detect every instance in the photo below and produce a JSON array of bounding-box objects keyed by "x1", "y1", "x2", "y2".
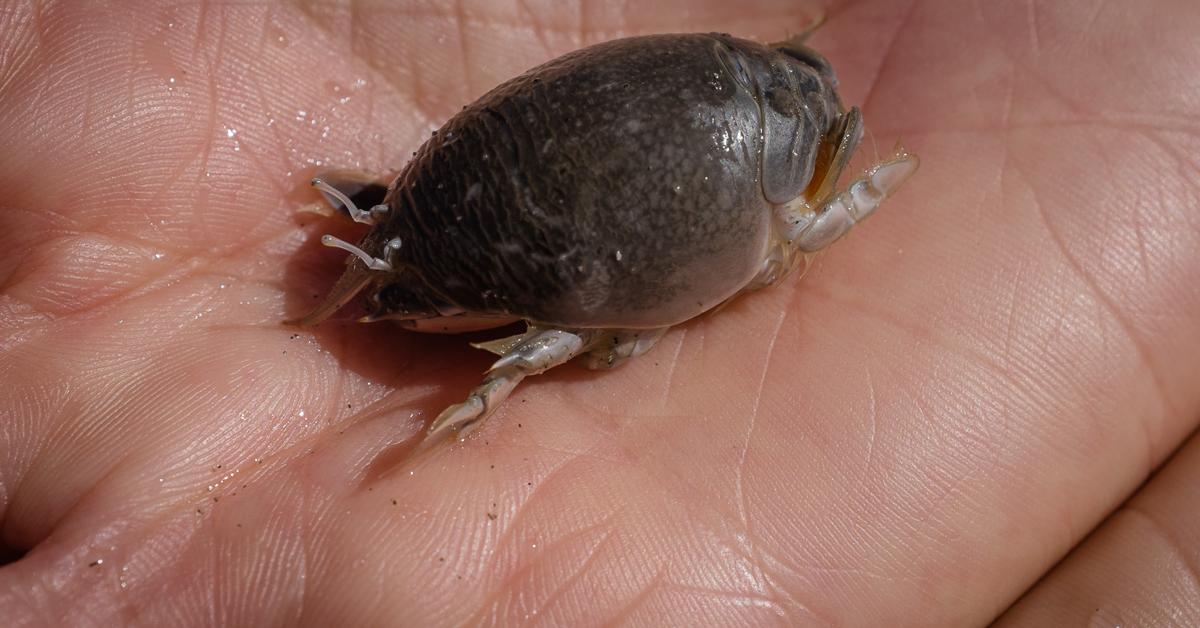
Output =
[{"x1": 1, "y1": 1, "x2": 1200, "y2": 625}]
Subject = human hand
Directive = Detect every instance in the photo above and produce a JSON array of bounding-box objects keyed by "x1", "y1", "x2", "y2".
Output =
[{"x1": 2, "y1": 1, "x2": 1198, "y2": 625}]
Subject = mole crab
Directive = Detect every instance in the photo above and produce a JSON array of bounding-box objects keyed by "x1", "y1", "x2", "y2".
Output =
[{"x1": 293, "y1": 32, "x2": 918, "y2": 443}]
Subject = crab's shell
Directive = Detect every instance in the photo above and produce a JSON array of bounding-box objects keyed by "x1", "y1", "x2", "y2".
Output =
[{"x1": 348, "y1": 33, "x2": 839, "y2": 329}]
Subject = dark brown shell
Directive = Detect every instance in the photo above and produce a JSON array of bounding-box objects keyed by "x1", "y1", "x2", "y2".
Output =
[{"x1": 334, "y1": 33, "x2": 841, "y2": 329}]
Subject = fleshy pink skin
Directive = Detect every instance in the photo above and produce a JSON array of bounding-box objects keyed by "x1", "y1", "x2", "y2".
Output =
[{"x1": 2, "y1": 1, "x2": 1200, "y2": 626}]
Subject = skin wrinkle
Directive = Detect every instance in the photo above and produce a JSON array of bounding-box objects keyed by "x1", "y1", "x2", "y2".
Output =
[
  {"x1": 193, "y1": 18, "x2": 224, "y2": 233},
  {"x1": 1023, "y1": 0, "x2": 1040, "y2": 59},
  {"x1": 0, "y1": 2, "x2": 38, "y2": 97},
  {"x1": 1116, "y1": 505, "x2": 1200, "y2": 599},
  {"x1": 732, "y1": 306, "x2": 787, "y2": 605},
  {"x1": 803, "y1": 282, "x2": 1022, "y2": 398},
  {"x1": 243, "y1": 83, "x2": 295, "y2": 198},
  {"x1": 532, "y1": 422, "x2": 782, "y2": 619},
  {"x1": 600, "y1": 564, "x2": 671, "y2": 626},
  {"x1": 721, "y1": 537, "x2": 819, "y2": 621},
  {"x1": 481, "y1": 451, "x2": 584, "y2": 571},
  {"x1": 1020, "y1": 162, "x2": 1165, "y2": 473},
  {"x1": 12, "y1": 246, "x2": 206, "y2": 322},
  {"x1": 453, "y1": 0, "x2": 474, "y2": 94},
  {"x1": 1131, "y1": 173, "x2": 1153, "y2": 286},
  {"x1": 515, "y1": 0, "x2": 556, "y2": 57},
  {"x1": 855, "y1": 0, "x2": 914, "y2": 116},
  {"x1": 1079, "y1": 0, "x2": 1110, "y2": 37},
  {"x1": 290, "y1": 3, "x2": 443, "y2": 135},
  {"x1": 475, "y1": 516, "x2": 619, "y2": 622},
  {"x1": 999, "y1": 248, "x2": 1021, "y2": 378},
  {"x1": 1139, "y1": 128, "x2": 1200, "y2": 203},
  {"x1": 657, "y1": 328, "x2": 687, "y2": 408},
  {"x1": 863, "y1": 363, "x2": 878, "y2": 472},
  {"x1": 886, "y1": 116, "x2": 1200, "y2": 143},
  {"x1": 992, "y1": 145, "x2": 1053, "y2": 434},
  {"x1": 522, "y1": 522, "x2": 618, "y2": 621},
  {"x1": 2, "y1": 1, "x2": 1200, "y2": 624},
  {"x1": 18, "y1": 368, "x2": 321, "y2": 597},
  {"x1": 528, "y1": 441, "x2": 627, "y2": 467},
  {"x1": 665, "y1": 587, "x2": 786, "y2": 613},
  {"x1": 0, "y1": 388, "x2": 61, "y2": 547}
]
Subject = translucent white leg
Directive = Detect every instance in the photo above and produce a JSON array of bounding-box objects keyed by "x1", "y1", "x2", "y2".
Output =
[
  {"x1": 310, "y1": 177, "x2": 389, "y2": 225},
  {"x1": 583, "y1": 328, "x2": 669, "y2": 370},
  {"x1": 321, "y1": 235, "x2": 400, "y2": 272},
  {"x1": 426, "y1": 328, "x2": 597, "y2": 442},
  {"x1": 784, "y1": 151, "x2": 919, "y2": 253}
]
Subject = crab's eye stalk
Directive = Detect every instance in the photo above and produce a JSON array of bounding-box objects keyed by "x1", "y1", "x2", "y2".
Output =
[{"x1": 774, "y1": 42, "x2": 838, "y2": 88}]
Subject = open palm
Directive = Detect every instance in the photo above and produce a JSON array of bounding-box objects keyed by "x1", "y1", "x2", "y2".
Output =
[{"x1": 2, "y1": 1, "x2": 1199, "y2": 625}]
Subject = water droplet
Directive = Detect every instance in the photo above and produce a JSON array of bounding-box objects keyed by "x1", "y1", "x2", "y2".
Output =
[
  {"x1": 142, "y1": 29, "x2": 183, "y2": 92},
  {"x1": 268, "y1": 24, "x2": 289, "y2": 47},
  {"x1": 1088, "y1": 608, "x2": 1124, "y2": 628}
]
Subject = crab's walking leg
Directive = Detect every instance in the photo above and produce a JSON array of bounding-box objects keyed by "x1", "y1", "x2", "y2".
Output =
[
  {"x1": 785, "y1": 151, "x2": 919, "y2": 253},
  {"x1": 426, "y1": 328, "x2": 599, "y2": 443},
  {"x1": 583, "y1": 328, "x2": 669, "y2": 370}
]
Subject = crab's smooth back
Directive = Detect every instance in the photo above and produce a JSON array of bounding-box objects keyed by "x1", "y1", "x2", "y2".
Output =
[{"x1": 343, "y1": 33, "x2": 839, "y2": 329}]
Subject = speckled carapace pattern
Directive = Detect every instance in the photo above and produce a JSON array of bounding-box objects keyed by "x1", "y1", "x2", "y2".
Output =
[{"x1": 356, "y1": 33, "x2": 839, "y2": 328}]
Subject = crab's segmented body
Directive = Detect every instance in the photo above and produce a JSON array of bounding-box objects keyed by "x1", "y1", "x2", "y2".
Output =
[{"x1": 296, "y1": 32, "x2": 918, "y2": 443}]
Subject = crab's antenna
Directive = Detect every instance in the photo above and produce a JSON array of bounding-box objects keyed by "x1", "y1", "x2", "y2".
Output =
[
  {"x1": 310, "y1": 178, "x2": 388, "y2": 225},
  {"x1": 321, "y1": 235, "x2": 399, "y2": 272}
]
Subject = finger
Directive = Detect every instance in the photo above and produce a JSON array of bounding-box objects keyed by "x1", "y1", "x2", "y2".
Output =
[{"x1": 997, "y1": 427, "x2": 1200, "y2": 626}]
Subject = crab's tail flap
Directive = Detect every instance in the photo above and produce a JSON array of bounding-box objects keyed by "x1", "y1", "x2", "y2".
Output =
[{"x1": 285, "y1": 263, "x2": 374, "y2": 327}]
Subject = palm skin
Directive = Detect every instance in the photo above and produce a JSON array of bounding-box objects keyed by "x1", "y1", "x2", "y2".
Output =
[{"x1": 1, "y1": 0, "x2": 1199, "y2": 625}]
